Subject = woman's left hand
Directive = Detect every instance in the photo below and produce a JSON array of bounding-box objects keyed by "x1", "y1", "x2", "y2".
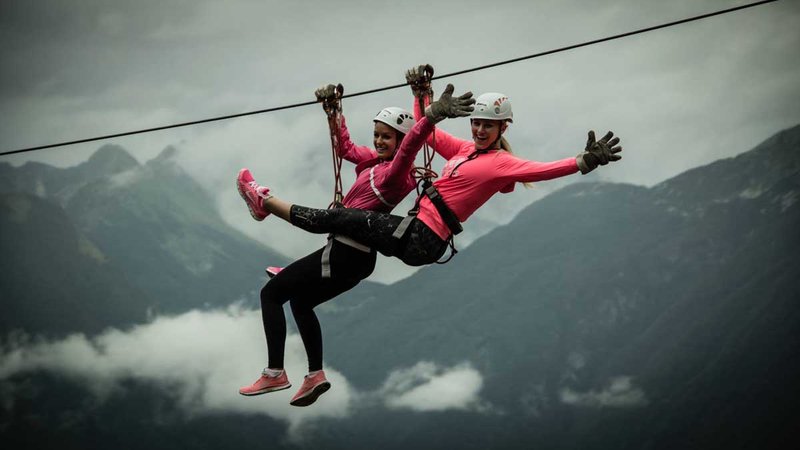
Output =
[{"x1": 577, "y1": 130, "x2": 622, "y2": 174}]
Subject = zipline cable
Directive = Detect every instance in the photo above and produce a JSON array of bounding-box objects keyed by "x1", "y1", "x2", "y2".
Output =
[{"x1": 0, "y1": 0, "x2": 778, "y2": 157}]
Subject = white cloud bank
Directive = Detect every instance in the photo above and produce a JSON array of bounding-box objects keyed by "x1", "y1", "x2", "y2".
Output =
[
  {"x1": 0, "y1": 306, "x2": 354, "y2": 435},
  {"x1": 560, "y1": 376, "x2": 648, "y2": 408},
  {"x1": 379, "y1": 361, "x2": 487, "y2": 412},
  {"x1": 0, "y1": 308, "x2": 490, "y2": 436}
]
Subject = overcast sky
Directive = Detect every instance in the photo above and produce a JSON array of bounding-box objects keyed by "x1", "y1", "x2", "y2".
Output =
[{"x1": 2, "y1": 0, "x2": 799, "y2": 283}]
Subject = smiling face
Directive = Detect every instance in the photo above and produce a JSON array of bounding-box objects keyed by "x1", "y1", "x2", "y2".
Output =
[
  {"x1": 373, "y1": 121, "x2": 400, "y2": 159},
  {"x1": 471, "y1": 119, "x2": 506, "y2": 150}
]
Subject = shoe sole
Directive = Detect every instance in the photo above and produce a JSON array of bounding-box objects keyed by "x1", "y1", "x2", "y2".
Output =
[
  {"x1": 239, "y1": 382, "x2": 292, "y2": 397},
  {"x1": 235, "y1": 171, "x2": 266, "y2": 222},
  {"x1": 290, "y1": 381, "x2": 331, "y2": 407}
]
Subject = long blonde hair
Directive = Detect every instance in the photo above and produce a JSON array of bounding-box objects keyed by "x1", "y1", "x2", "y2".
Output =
[
  {"x1": 499, "y1": 136, "x2": 512, "y2": 152},
  {"x1": 498, "y1": 135, "x2": 533, "y2": 189}
]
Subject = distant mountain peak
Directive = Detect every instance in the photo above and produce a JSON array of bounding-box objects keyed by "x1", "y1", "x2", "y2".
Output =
[
  {"x1": 145, "y1": 146, "x2": 182, "y2": 171},
  {"x1": 151, "y1": 145, "x2": 178, "y2": 163},
  {"x1": 653, "y1": 123, "x2": 800, "y2": 205},
  {"x1": 749, "y1": 123, "x2": 800, "y2": 161},
  {"x1": 86, "y1": 144, "x2": 139, "y2": 174}
]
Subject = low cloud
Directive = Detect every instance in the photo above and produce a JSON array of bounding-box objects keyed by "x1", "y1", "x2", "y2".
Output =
[
  {"x1": 560, "y1": 376, "x2": 648, "y2": 408},
  {"x1": 0, "y1": 306, "x2": 353, "y2": 438},
  {"x1": 379, "y1": 361, "x2": 487, "y2": 412},
  {"x1": 0, "y1": 308, "x2": 495, "y2": 442}
]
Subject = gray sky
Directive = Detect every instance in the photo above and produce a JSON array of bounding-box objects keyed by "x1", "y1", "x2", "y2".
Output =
[{"x1": 2, "y1": 0, "x2": 799, "y2": 283}]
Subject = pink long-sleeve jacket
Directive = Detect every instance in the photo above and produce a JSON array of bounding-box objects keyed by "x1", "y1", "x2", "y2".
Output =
[
  {"x1": 412, "y1": 100, "x2": 580, "y2": 240},
  {"x1": 336, "y1": 115, "x2": 433, "y2": 212}
]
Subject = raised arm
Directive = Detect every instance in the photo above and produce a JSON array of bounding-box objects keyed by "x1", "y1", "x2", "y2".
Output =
[
  {"x1": 406, "y1": 65, "x2": 473, "y2": 161},
  {"x1": 384, "y1": 84, "x2": 474, "y2": 182},
  {"x1": 336, "y1": 114, "x2": 377, "y2": 164},
  {"x1": 315, "y1": 83, "x2": 376, "y2": 165},
  {"x1": 383, "y1": 116, "x2": 435, "y2": 183}
]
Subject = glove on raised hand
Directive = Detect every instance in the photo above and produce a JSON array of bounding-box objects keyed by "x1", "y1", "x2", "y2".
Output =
[
  {"x1": 424, "y1": 84, "x2": 474, "y2": 124},
  {"x1": 576, "y1": 130, "x2": 622, "y2": 174},
  {"x1": 314, "y1": 84, "x2": 338, "y2": 101},
  {"x1": 405, "y1": 64, "x2": 433, "y2": 98}
]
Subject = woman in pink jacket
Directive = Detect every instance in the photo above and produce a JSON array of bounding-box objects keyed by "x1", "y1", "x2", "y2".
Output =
[
  {"x1": 237, "y1": 84, "x2": 467, "y2": 407},
  {"x1": 236, "y1": 78, "x2": 619, "y2": 395},
  {"x1": 237, "y1": 78, "x2": 621, "y2": 264}
]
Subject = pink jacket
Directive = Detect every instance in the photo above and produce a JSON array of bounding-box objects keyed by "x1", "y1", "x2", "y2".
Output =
[
  {"x1": 336, "y1": 115, "x2": 432, "y2": 212},
  {"x1": 412, "y1": 100, "x2": 579, "y2": 240}
]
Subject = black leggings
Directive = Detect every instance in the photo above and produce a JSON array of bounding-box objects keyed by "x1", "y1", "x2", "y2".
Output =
[
  {"x1": 261, "y1": 239, "x2": 376, "y2": 371},
  {"x1": 289, "y1": 205, "x2": 449, "y2": 266}
]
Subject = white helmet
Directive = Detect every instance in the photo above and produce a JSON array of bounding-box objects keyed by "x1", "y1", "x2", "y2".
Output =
[
  {"x1": 374, "y1": 107, "x2": 415, "y2": 135},
  {"x1": 471, "y1": 93, "x2": 513, "y2": 123}
]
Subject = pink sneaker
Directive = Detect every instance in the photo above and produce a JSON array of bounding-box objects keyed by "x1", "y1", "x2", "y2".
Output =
[
  {"x1": 238, "y1": 369, "x2": 291, "y2": 396},
  {"x1": 290, "y1": 370, "x2": 331, "y2": 407},
  {"x1": 236, "y1": 168, "x2": 271, "y2": 221},
  {"x1": 266, "y1": 266, "x2": 284, "y2": 278}
]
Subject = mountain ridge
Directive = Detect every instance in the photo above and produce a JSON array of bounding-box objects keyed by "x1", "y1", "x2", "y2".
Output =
[
  {"x1": 311, "y1": 124, "x2": 799, "y2": 448},
  {"x1": 0, "y1": 144, "x2": 288, "y2": 334},
  {"x1": 2, "y1": 125, "x2": 798, "y2": 449}
]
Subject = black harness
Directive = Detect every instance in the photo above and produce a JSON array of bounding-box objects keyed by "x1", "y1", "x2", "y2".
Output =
[{"x1": 392, "y1": 149, "x2": 487, "y2": 263}]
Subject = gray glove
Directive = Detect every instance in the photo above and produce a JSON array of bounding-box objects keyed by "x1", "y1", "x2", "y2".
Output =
[
  {"x1": 576, "y1": 130, "x2": 622, "y2": 174},
  {"x1": 424, "y1": 84, "x2": 474, "y2": 124},
  {"x1": 314, "y1": 84, "x2": 337, "y2": 101},
  {"x1": 405, "y1": 64, "x2": 433, "y2": 98}
]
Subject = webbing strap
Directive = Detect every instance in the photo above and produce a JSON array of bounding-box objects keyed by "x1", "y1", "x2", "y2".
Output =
[
  {"x1": 320, "y1": 234, "x2": 372, "y2": 278},
  {"x1": 392, "y1": 215, "x2": 416, "y2": 239},
  {"x1": 320, "y1": 237, "x2": 334, "y2": 278},
  {"x1": 423, "y1": 182, "x2": 462, "y2": 235}
]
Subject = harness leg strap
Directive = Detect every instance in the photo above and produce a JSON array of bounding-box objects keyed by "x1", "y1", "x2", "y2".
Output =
[
  {"x1": 392, "y1": 215, "x2": 416, "y2": 239},
  {"x1": 320, "y1": 236, "x2": 334, "y2": 278}
]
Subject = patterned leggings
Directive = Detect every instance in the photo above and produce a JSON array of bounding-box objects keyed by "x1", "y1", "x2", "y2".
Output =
[{"x1": 289, "y1": 205, "x2": 449, "y2": 267}]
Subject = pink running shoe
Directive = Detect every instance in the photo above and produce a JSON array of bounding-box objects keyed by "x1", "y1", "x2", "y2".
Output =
[
  {"x1": 236, "y1": 168, "x2": 271, "y2": 221},
  {"x1": 238, "y1": 369, "x2": 291, "y2": 396},
  {"x1": 290, "y1": 370, "x2": 331, "y2": 407},
  {"x1": 266, "y1": 266, "x2": 284, "y2": 278}
]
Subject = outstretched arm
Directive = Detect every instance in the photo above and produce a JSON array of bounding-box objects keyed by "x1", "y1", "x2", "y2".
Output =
[{"x1": 496, "y1": 131, "x2": 623, "y2": 185}]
